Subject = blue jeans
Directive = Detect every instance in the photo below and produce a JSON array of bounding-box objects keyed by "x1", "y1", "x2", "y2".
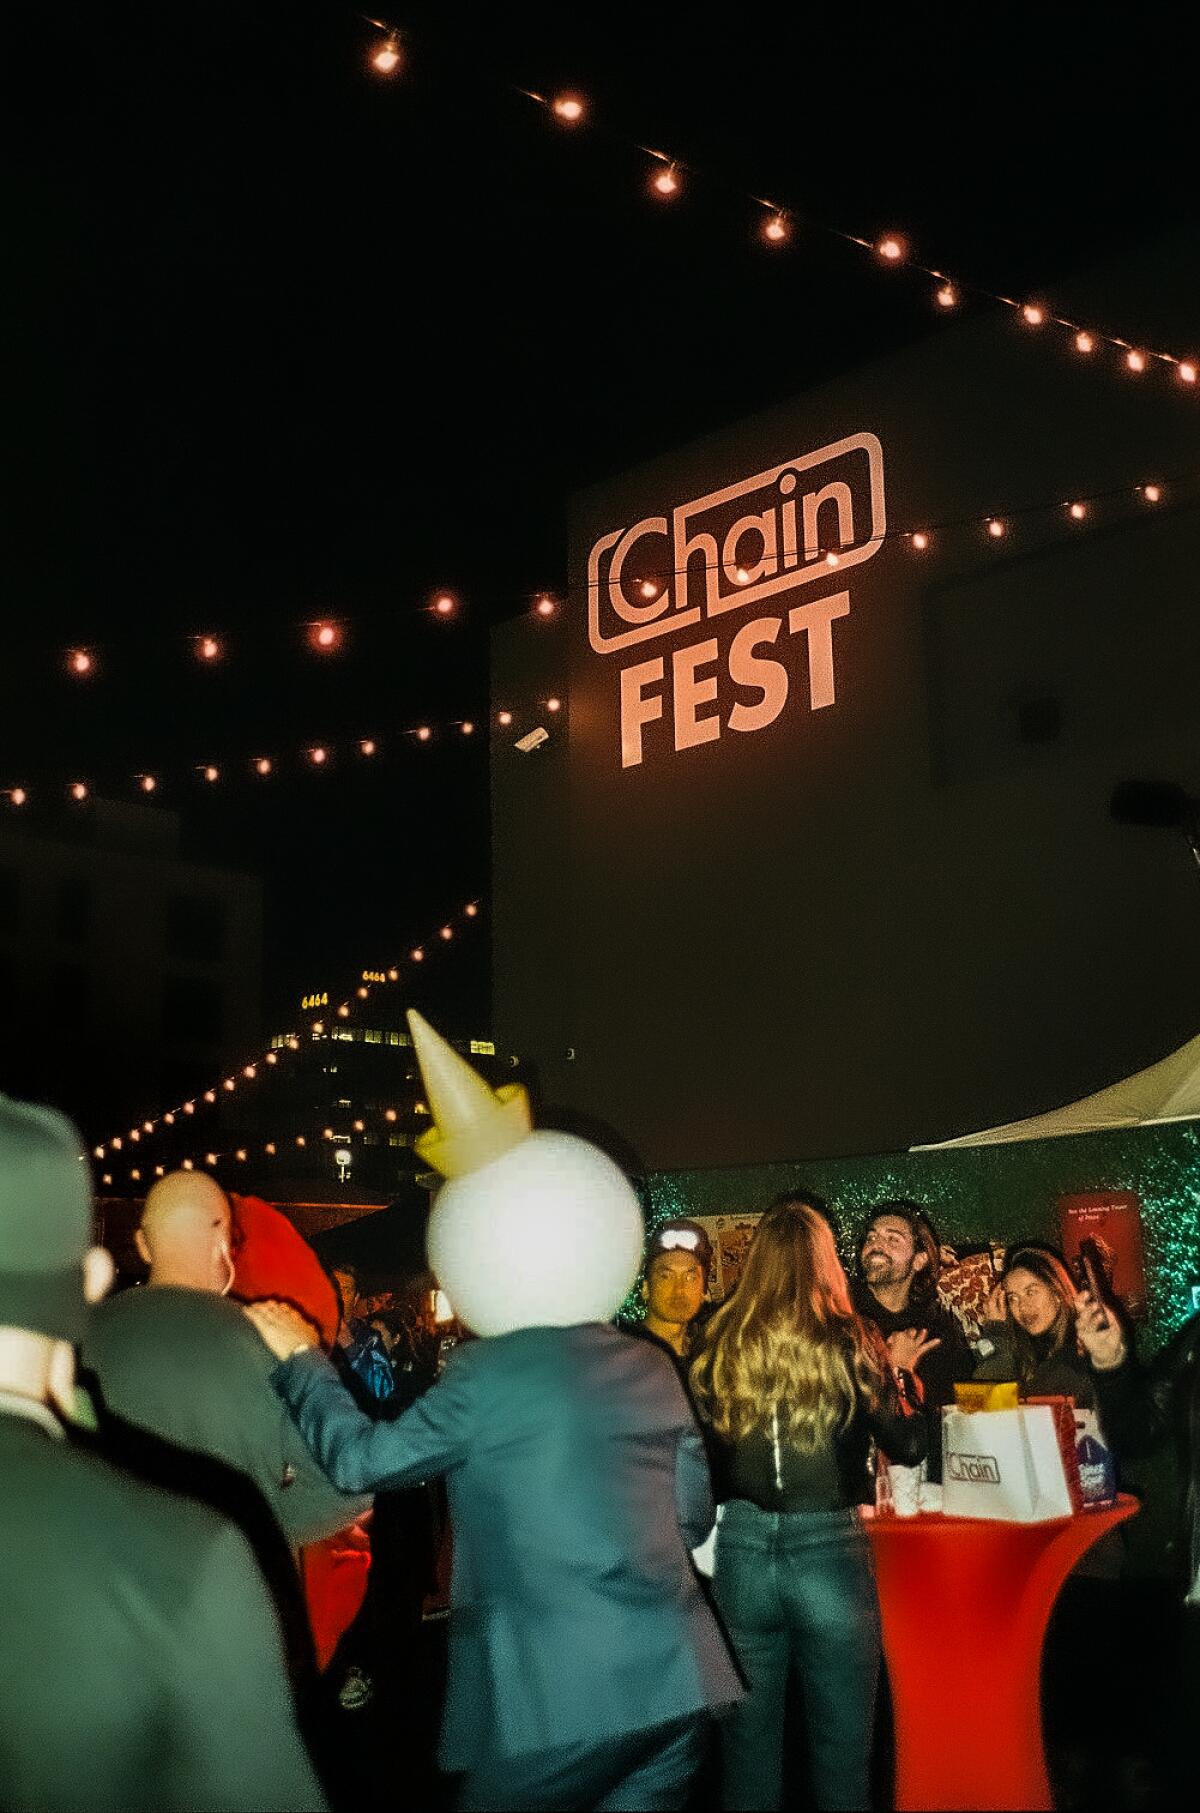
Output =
[{"x1": 712, "y1": 1502, "x2": 881, "y2": 1812}]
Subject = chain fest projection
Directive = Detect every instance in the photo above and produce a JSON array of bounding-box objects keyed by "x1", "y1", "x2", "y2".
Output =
[{"x1": 588, "y1": 432, "x2": 884, "y2": 768}]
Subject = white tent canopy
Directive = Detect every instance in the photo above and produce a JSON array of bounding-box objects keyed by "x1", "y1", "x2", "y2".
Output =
[{"x1": 912, "y1": 1031, "x2": 1200, "y2": 1150}]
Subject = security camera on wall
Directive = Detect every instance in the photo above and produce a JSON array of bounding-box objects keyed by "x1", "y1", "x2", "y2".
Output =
[{"x1": 515, "y1": 726, "x2": 550, "y2": 753}]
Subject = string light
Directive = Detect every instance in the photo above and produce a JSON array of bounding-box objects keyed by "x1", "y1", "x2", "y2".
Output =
[
  {"x1": 1074, "y1": 331, "x2": 1095, "y2": 354},
  {"x1": 1180, "y1": 362, "x2": 1197, "y2": 385},
  {"x1": 416, "y1": 726, "x2": 431, "y2": 742},
  {"x1": 370, "y1": 34, "x2": 401, "y2": 75},
  {"x1": 552, "y1": 93, "x2": 585, "y2": 124},
  {"x1": 254, "y1": 757, "x2": 272, "y2": 776},
  {"x1": 877, "y1": 235, "x2": 905, "y2": 262},
  {"x1": 910, "y1": 532, "x2": 930, "y2": 551},
  {"x1": 534, "y1": 594, "x2": 557, "y2": 618},
  {"x1": 8, "y1": 788, "x2": 26, "y2": 807},
  {"x1": 69, "y1": 781, "x2": 88, "y2": 802},
  {"x1": 440, "y1": 925, "x2": 453, "y2": 940},
  {"x1": 432, "y1": 592, "x2": 457, "y2": 617},
  {"x1": 309, "y1": 746, "x2": 328, "y2": 766},
  {"x1": 360, "y1": 739, "x2": 377, "y2": 756},
  {"x1": 410, "y1": 947, "x2": 424, "y2": 961},
  {"x1": 639, "y1": 580, "x2": 659, "y2": 600},
  {"x1": 461, "y1": 720, "x2": 475, "y2": 735},
  {"x1": 308, "y1": 621, "x2": 342, "y2": 654},
  {"x1": 197, "y1": 636, "x2": 222, "y2": 662},
  {"x1": 1068, "y1": 501, "x2": 1087, "y2": 520},
  {"x1": 1126, "y1": 349, "x2": 1147, "y2": 373},
  {"x1": 68, "y1": 649, "x2": 94, "y2": 677},
  {"x1": 763, "y1": 213, "x2": 789, "y2": 245},
  {"x1": 497, "y1": 710, "x2": 513, "y2": 726},
  {"x1": 139, "y1": 775, "x2": 157, "y2": 794},
  {"x1": 651, "y1": 162, "x2": 681, "y2": 199},
  {"x1": 203, "y1": 765, "x2": 219, "y2": 783},
  {"x1": 1141, "y1": 483, "x2": 1162, "y2": 502},
  {"x1": 935, "y1": 284, "x2": 957, "y2": 308},
  {"x1": 545, "y1": 696, "x2": 561, "y2": 712},
  {"x1": 1021, "y1": 304, "x2": 1045, "y2": 327},
  {"x1": 987, "y1": 518, "x2": 1006, "y2": 538}
]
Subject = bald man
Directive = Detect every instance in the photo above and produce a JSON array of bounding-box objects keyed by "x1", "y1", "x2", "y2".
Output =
[
  {"x1": 135, "y1": 1171, "x2": 235, "y2": 1293},
  {"x1": 85, "y1": 1172, "x2": 366, "y2": 1551}
]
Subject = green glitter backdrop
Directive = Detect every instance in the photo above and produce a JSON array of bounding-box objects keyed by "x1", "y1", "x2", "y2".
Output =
[
  {"x1": 627, "y1": 1121, "x2": 1200, "y2": 1351},
  {"x1": 624, "y1": 1121, "x2": 1200, "y2": 1576}
]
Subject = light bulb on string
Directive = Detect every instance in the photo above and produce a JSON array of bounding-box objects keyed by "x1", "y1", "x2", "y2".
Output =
[
  {"x1": 197, "y1": 636, "x2": 222, "y2": 663},
  {"x1": 265, "y1": 1142, "x2": 276, "y2": 1156},
  {"x1": 139, "y1": 775, "x2": 157, "y2": 794},
  {"x1": 202, "y1": 765, "x2": 220, "y2": 783},
  {"x1": 360, "y1": 739, "x2": 377, "y2": 757},
  {"x1": 8, "y1": 787, "x2": 27, "y2": 806},
  {"x1": 461, "y1": 720, "x2": 475, "y2": 735},
  {"x1": 876, "y1": 235, "x2": 905, "y2": 262},
  {"x1": 1068, "y1": 502, "x2": 1087, "y2": 521},
  {"x1": 371, "y1": 34, "x2": 401, "y2": 75},
  {"x1": 639, "y1": 579, "x2": 659, "y2": 600},
  {"x1": 552, "y1": 93, "x2": 585, "y2": 124},
  {"x1": 431, "y1": 592, "x2": 457, "y2": 618},
  {"x1": 987, "y1": 518, "x2": 1006, "y2": 538},
  {"x1": 824, "y1": 551, "x2": 840, "y2": 568},
  {"x1": 465, "y1": 902, "x2": 479, "y2": 917},
  {"x1": 308, "y1": 621, "x2": 343, "y2": 655},
  {"x1": 1021, "y1": 304, "x2": 1045, "y2": 326},
  {"x1": 496, "y1": 710, "x2": 513, "y2": 727},
  {"x1": 69, "y1": 781, "x2": 88, "y2": 802},
  {"x1": 533, "y1": 594, "x2": 557, "y2": 618},
  {"x1": 356, "y1": 985, "x2": 369, "y2": 999},
  {"x1": 1141, "y1": 484, "x2": 1162, "y2": 503},
  {"x1": 416, "y1": 726, "x2": 432, "y2": 742},
  {"x1": 182, "y1": 1159, "x2": 193, "y2": 1170},
  {"x1": 1074, "y1": 331, "x2": 1095, "y2": 354},
  {"x1": 223, "y1": 1078, "x2": 235, "y2": 1092},
  {"x1": 387, "y1": 967, "x2": 399, "y2": 981},
  {"x1": 546, "y1": 697, "x2": 561, "y2": 712},
  {"x1": 763, "y1": 212, "x2": 789, "y2": 245},
  {"x1": 242, "y1": 1064, "x2": 256, "y2": 1079},
  {"x1": 1179, "y1": 361, "x2": 1197, "y2": 384},
  {"x1": 204, "y1": 1090, "x2": 216, "y2": 1104},
  {"x1": 309, "y1": 747, "x2": 328, "y2": 766},
  {"x1": 650, "y1": 161, "x2": 681, "y2": 199},
  {"x1": 1126, "y1": 349, "x2": 1146, "y2": 373},
  {"x1": 67, "y1": 649, "x2": 95, "y2": 678},
  {"x1": 254, "y1": 757, "x2": 272, "y2": 777},
  {"x1": 935, "y1": 284, "x2": 957, "y2": 308},
  {"x1": 265, "y1": 1051, "x2": 278, "y2": 1065},
  {"x1": 410, "y1": 947, "x2": 424, "y2": 962},
  {"x1": 910, "y1": 532, "x2": 930, "y2": 551},
  {"x1": 440, "y1": 925, "x2": 453, "y2": 940}
]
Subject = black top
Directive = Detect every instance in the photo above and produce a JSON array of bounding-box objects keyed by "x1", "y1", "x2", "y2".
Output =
[
  {"x1": 705, "y1": 1363, "x2": 927, "y2": 1513},
  {"x1": 851, "y1": 1280, "x2": 977, "y2": 1484}
]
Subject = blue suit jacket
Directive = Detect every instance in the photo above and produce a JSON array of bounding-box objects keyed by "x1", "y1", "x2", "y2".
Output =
[{"x1": 275, "y1": 1323, "x2": 741, "y2": 1766}]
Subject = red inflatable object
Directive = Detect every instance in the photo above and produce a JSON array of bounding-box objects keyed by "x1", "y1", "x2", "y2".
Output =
[
  {"x1": 864, "y1": 1496, "x2": 1137, "y2": 1812},
  {"x1": 229, "y1": 1194, "x2": 340, "y2": 1348}
]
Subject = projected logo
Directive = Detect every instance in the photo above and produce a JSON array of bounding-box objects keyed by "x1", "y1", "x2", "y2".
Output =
[{"x1": 585, "y1": 431, "x2": 886, "y2": 767}]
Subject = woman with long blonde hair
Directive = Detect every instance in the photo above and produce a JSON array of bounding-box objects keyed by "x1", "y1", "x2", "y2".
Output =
[{"x1": 690, "y1": 1194, "x2": 925, "y2": 1812}]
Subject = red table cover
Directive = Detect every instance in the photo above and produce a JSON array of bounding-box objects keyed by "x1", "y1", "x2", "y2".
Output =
[{"x1": 863, "y1": 1496, "x2": 1137, "y2": 1811}]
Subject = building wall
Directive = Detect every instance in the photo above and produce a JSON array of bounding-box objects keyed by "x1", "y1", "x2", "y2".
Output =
[
  {"x1": 0, "y1": 800, "x2": 262, "y2": 1132},
  {"x1": 492, "y1": 230, "x2": 1200, "y2": 1171}
]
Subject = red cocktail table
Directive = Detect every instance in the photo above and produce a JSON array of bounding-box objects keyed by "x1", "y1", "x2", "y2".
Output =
[{"x1": 863, "y1": 1496, "x2": 1137, "y2": 1811}]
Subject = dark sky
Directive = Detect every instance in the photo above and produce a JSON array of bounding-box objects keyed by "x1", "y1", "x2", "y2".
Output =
[{"x1": 7, "y1": 0, "x2": 1195, "y2": 1030}]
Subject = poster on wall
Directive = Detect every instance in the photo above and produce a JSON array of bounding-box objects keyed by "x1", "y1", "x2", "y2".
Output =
[
  {"x1": 696, "y1": 1214, "x2": 762, "y2": 1300},
  {"x1": 1058, "y1": 1190, "x2": 1147, "y2": 1318}
]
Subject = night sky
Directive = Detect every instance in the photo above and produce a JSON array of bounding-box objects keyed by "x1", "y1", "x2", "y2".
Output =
[{"x1": 8, "y1": 1, "x2": 1194, "y2": 1041}]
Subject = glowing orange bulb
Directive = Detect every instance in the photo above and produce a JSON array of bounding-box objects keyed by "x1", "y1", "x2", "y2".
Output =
[
  {"x1": 763, "y1": 213, "x2": 788, "y2": 244},
  {"x1": 310, "y1": 621, "x2": 341, "y2": 653},
  {"x1": 70, "y1": 781, "x2": 88, "y2": 802},
  {"x1": 154, "y1": 1165, "x2": 164, "y2": 1177},
  {"x1": 243, "y1": 1064, "x2": 256, "y2": 1079},
  {"x1": 198, "y1": 636, "x2": 221, "y2": 661},
  {"x1": 202, "y1": 764, "x2": 219, "y2": 783},
  {"x1": 987, "y1": 518, "x2": 1006, "y2": 538},
  {"x1": 130, "y1": 1169, "x2": 141, "y2": 1182},
  {"x1": 461, "y1": 720, "x2": 475, "y2": 735},
  {"x1": 204, "y1": 1090, "x2": 216, "y2": 1104},
  {"x1": 356, "y1": 985, "x2": 369, "y2": 998},
  {"x1": 416, "y1": 726, "x2": 431, "y2": 742},
  {"x1": 534, "y1": 595, "x2": 557, "y2": 618},
  {"x1": 102, "y1": 1173, "x2": 112, "y2": 1185},
  {"x1": 112, "y1": 1137, "x2": 122, "y2": 1151},
  {"x1": 910, "y1": 532, "x2": 929, "y2": 551},
  {"x1": 411, "y1": 947, "x2": 424, "y2": 962},
  {"x1": 129, "y1": 1130, "x2": 140, "y2": 1143},
  {"x1": 1021, "y1": 304, "x2": 1044, "y2": 326},
  {"x1": 183, "y1": 1101, "x2": 195, "y2": 1114},
  {"x1": 9, "y1": 788, "x2": 26, "y2": 807},
  {"x1": 235, "y1": 1149, "x2": 246, "y2": 1162},
  {"x1": 255, "y1": 757, "x2": 272, "y2": 776},
  {"x1": 824, "y1": 551, "x2": 840, "y2": 568},
  {"x1": 734, "y1": 566, "x2": 750, "y2": 585},
  {"x1": 337, "y1": 1003, "x2": 350, "y2": 1018},
  {"x1": 1142, "y1": 484, "x2": 1162, "y2": 503},
  {"x1": 353, "y1": 1119, "x2": 365, "y2": 1132},
  {"x1": 312, "y1": 1019, "x2": 325, "y2": 1034},
  {"x1": 93, "y1": 1146, "x2": 104, "y2": 1159},
  {"x1": 296, "y1": 1135, "x2": 307, "y2": 1148},
  {"x1": 387, "y1": 966, "x2": 399, "y2": 981},
  {"x1": 1179, "y1": 361, "x2": 1197, "y2": 384},
  {"x1": 140, "y1": 775, "x2": 157, "y2": 793},
  {"x1": 877, "y1": 235, "x2": 905, "y2": 262},
  {"x1": 287, "y1": 1036, "x2": 300, "y2": 1049},
  {"x1": 935, "y1": 284, "x2": 957, "y2": 308},
  {"x1": 639, "y1": 579, "x2": 659, "y2": 600},
  {"x1": 552, "y1": 93, "x2": 585, "y2": 123},
  {"x1": 205, "y1": 1153, "x2": 217, "y2": 1167},
  {"x1": 323, "y1": 1128, "x2": 334, "y2": 1141},
  {"x1": 1074, "y1": 331, "x2": 1094, "y2": 353},
  {"x1": 652, "y1": 163, "x2": 680, "y2": 198},
  {"x1": 546, "y1": 697, "x2": 561, "y2": 712},
  {"x1": 143, "y1": 1120, "x2": 153, "y2": 1133},
  {"x1": 310, "y1": 746, "x2": 327, "y2": 765},
  {"x1": 164, "y1": 1112, "x2": 175, "y2": 1125},
  {"x1": 372, "y1": 37, "x2": 400, "y2": 74},
  {"x1": 266, "y1": 1051, "x2": 278, "y2": 1064},
  {"x1": 465, "y1": 902, "x2": 479, "y2": 917},
  {"x1": 182, "y1": 1158, "x2": 194, "y2": 1170},
  {"x1": 265, "y1": 1142, "x2": 276, "y2": 1155},
  {"x1": 223, "y1": 1078, "x2": 235, "y2": 1092},
  {"x1": 1069, "y1": 502, "x2": 1087, "y2": 521},
  {"x1": 360, "y1": 739, "x2": 377, "y2": 756},
  {"x1": 433, "y1": 592, "x2": 457, "y2": 617},
  {"x1": 69, "y1": 649, "x2": 94, "y2": 676},
  {"x1": 385, "y1": 1108, "x2": 398, "y2": 1122},
  {"x1": 1126, "y1": 349, "x2": 1146, "y2": 372},
  {"x1": 440, "y1": 925, "x2": 453, "y2": 940},
  {"x1": 497, "y1": 710, "x2": 513, "y2": 727}
]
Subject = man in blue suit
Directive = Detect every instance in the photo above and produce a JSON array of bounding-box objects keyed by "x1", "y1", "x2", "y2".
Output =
[{"x1": 247, "y1": 1011, "x2": 740, "y2": 1811}]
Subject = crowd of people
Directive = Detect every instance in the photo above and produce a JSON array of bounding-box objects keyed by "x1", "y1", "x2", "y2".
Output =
[{"x1": 2, "y1": 1053, "x2": 1200, "y2": 1811}]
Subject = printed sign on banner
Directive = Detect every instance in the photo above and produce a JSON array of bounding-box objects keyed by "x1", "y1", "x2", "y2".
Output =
[{"x1": 1058, "y1": 1191, "x2": 1147, "y2": 1317}]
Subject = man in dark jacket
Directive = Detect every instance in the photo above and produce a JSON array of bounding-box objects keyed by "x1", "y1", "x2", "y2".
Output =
[
  {"x1": 851, "y1": 1201, "x2": 976, "y2": 1480},
  {"x1": 0, "y1": 1095, "x2": 325, "y2": 1812}
]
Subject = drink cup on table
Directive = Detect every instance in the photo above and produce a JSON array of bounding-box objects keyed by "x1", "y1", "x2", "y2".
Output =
[{"x1": 890, "y1": 1463, "x2": 924, "y2": 1517}]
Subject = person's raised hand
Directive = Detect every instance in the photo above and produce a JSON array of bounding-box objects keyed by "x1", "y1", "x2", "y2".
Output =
[
  {"x1": 244, "y1": 1298, "x2": 321, "y2": 1361},
  {"x1": 887, "y1": 1328, "x2": 942, "y2": 1375},
  {"x1": 984, "y1": 1282, "x2": 1007, "y2": 1324},
  {"x1": 1074, "y1": 1290, "x2": 1127, "y2": 1371}
]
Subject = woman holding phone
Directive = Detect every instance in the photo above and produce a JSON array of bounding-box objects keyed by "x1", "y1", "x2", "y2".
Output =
[{"x1": 974, "y1": 1245, "x2": 1101, "y2": 1405}]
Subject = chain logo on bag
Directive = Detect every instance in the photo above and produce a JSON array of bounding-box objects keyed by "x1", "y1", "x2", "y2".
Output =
[{"x1": 946, "y1": 1452, "x2": 1002, "y2": 1484}]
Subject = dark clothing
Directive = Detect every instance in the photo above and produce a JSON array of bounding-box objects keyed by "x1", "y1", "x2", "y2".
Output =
[
  {"x1": 711, "y1": 1371, "x2": 927, "y2": 1512},
  {"x1": 0, "y1": 1407, "x2": 324, "y2": 1812},
  {"x1": 973, "y1": 1321, "x2": 1098, "y2": 1407},
  {"x1": 712, "y1": 1503, "x2": 881, "y2": 1812},
  {"x1": 851, "y1": 1280, "x2": 975, "y2": 1483},
  {"x1": 459, "y1": 1714, "x2": 706, "y2": 1812},
  {"x1": 274, "y1": 1322, "x2": 742, "y2": 1777},
  {"x1": 85, "y1": 1285, "x2": 368, "y2": 1548},
  {"x1": 1092, "y1": 1312, "x2": 1200, "y2": 1592}
]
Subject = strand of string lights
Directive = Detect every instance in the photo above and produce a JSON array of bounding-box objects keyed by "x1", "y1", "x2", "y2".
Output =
[
  {"x1": 39, "y1": 467, "x2": 1188, "y2": 695},
  {"x1": 359, "y1": 15, "x2": 1197, "y2": 391},
  {"x1": 1, "y1": 700, "x2": 569, "y2": 807},
  {"x1": 92, "y1": 896, "x2": 485, "y2": 1189},
  {"x1": 16, "y1": 467, "x2": 1181, "y2": 786}
]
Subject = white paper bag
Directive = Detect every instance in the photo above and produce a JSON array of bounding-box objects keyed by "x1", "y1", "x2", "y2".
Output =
[{"x1": 942, "y1": 1405, "x2": 1075, "y2": 1523}]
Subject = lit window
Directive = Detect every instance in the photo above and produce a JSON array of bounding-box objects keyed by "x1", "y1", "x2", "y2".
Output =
[
  {"x1": 364, "y1": 1028, "x2": 382, "y2": 1044},
  {"x1": 470, "y1": 1039, "x2": 497, "y2": 1055}
]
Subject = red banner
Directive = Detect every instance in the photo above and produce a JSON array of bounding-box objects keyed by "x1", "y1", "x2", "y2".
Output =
[{"x1": 1058, "y1": 1190, "x2": 1147, "y2": 1317}]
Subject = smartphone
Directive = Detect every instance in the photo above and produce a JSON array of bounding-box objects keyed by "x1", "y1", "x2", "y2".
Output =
[{"x1": 1074, "y1": 1237, "x2": 1111, "y2": 1329}]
